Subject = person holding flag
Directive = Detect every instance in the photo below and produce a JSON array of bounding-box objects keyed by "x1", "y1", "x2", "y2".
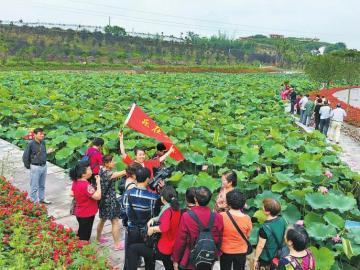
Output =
[{"x1": 118, "y1": 131, "x2": 174, "y2": 180}]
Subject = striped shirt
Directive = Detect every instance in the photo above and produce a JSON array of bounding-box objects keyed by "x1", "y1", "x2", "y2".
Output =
[{"x1": 123, "y1": 186, "x2": 159, "y2": 228}]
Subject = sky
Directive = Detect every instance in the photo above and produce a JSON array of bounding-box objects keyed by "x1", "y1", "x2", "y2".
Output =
[{"x1": 1, "y1": 0, "x2": 359, "y2": 49}]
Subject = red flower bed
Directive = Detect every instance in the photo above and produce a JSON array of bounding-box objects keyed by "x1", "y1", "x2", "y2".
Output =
[
  {"x1": 0, "y1": 176, "x2": 109, "y2": 269},
  {"x1": 310, "y1": 86, "x2": 360, "y2": 127}
]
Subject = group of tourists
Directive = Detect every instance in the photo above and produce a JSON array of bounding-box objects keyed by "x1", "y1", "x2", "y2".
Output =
[
  {"x1": 23, "y1": 128, "x2": 317, "y2": 270},
  {"x1": 281, "y1": 84, "x2": 347, "y2": 144}
]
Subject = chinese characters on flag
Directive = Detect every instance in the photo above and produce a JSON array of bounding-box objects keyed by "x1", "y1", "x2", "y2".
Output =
[{"x1": 124, "y1": 103, "x2": 185, "y2": 161}]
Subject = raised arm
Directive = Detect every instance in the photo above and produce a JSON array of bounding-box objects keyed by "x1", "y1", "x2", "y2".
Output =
[
  {"x1": 159, "y1": 145, "x2": 174, "y2": 163},
  {"x1": 118, "y1": 131, "x2": 127, "y2": 158},
  {"x1": 111, "y1": 170, "x2": 127, "y2": 180}
]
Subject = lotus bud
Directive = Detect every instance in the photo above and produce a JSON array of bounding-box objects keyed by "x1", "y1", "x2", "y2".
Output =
[
  {"x1": 324, "y1": 170, "x2": 333, "y2": 178},
  {"x1": 332, "y1": 235, "x2": 341, "y2": 243},
  {"x1": 318, "y1": 186, "x2": 329, "y2": 194}
]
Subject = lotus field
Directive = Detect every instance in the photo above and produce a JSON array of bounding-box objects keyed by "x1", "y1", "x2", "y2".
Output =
[{"x1": 0, "y1": 71, "x2": 359, "y2": 269}]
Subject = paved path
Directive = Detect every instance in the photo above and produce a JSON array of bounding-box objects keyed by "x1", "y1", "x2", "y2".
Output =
[
  {"x1": 0, "y1": 139, "x2": 125, "y2": 269},
  {"x1": 333, "y1": 88, "x2": 360, "y2": 109},
  {"x1": 0, "y1": 138, "x2": 214, "y2": 270},
  {"x1": 285, "y1": 106, "x2": 360, "y2": 173}
]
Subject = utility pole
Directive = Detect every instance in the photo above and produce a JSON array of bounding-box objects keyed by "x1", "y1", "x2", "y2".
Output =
[{"x1": 108, "y1": 16, "x2": 111, "y2": 26}]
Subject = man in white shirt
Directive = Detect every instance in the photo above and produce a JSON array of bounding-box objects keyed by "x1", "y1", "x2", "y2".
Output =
[
  {"x1": 299, "y1": 94, "x2": 309, "y2": 123},
  {"x1": 319, "y1": 100, "x2": 331, "y2": 136},
  {"x1": 328, "y1": 103, "x2": 347, "y2": 143}
]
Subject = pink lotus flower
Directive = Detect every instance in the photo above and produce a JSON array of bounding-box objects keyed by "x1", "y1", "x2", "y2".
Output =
[
  {"x1": 296, "y1": 220, "x2": 304, "y2": 226},
  {"x1": 318, "y1": 186, "x2": 329, "y2": 194},
  {"x1": 332, "y1": 235, "x2": 341, "y2": 243},
  {"x1": 324, "y1": 170, "x2": 333, "y2": 178}
]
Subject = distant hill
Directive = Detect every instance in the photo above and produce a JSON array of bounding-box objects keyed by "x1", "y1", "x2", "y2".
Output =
[{"x1": 0, "y1": 22, "x2": 347, "y2": 68}]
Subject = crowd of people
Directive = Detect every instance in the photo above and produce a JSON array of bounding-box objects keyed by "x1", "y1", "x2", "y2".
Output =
[
  {"x1": 23, "y1": 128, "x2": 317, "y2": 270},
  {"x1": 281, "y1": 84, "x2": 347, "y2": 144}
]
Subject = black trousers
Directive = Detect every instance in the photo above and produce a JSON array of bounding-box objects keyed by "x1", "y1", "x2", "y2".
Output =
[
  {"x1": 128, "y1": 243, "x2": 174, "y2": 270},
  {"x1": 76, "y1": 215, "x2": 95, "y2": 241},
  {"x1": 220, "y1": 253, "x2": 246, "y2": 270},
  {"x1": 315, "y1": 113, "x2": 321, "y2": 130},
  {"x1": 123, "y1": 227, "x2": 146, "y2": 270},
  {"x1": 290, "y1": 100, "x2": 296, "y2": 114}
]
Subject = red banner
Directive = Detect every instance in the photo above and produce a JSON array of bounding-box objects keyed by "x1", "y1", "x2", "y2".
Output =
[{"x1": 124, "y1": 104, "x2": 185, "y2": 161}]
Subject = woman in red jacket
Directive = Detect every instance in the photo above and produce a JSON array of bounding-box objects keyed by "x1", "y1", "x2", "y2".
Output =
[
  {"x1": 127, "y1": 185, "x2": 181, "y2": 270},
  {"x1": 119, "y1": 131, "x2": 173, "y2": 180},
  {"x1": 70, "y1": 160, "x2": 101, "y2": 241}
]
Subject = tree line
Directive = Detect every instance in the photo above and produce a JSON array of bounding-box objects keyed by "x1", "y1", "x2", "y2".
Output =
[{"x1": 0, "y1": 23, "x2": 347, "y2": 68}]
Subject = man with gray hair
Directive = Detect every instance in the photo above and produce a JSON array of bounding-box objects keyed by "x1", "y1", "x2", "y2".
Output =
[{"x1": 328, "y1": 103, "x2": 347, "y2": 144}]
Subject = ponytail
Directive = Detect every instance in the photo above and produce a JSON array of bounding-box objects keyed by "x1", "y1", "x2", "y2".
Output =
[{"x1": 160, "y1": 185, "x2": 179, "y2": 211}]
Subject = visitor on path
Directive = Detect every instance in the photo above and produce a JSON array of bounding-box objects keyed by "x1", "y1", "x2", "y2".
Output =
[
  {"x1": 252, "y1": 198, "x2": 287, "y2": 270},
  {"x1": 84, "y1": 138, "x2": 104, "y2": 186},
  {"x1": 128, "y1": 185, "x2": 182, "y2": 270},
  {"x1": 22, "y1": 127, "x2": 51, "y2": 204},
  {"x1": 70, "y1": 160, "x2": 102, "y2": 241},
  {"x1": 119, "y1": 131, "x2": 174, "y2": 180},
  {"x1": 302, "y1": 98, "x2": 315, "y2": 126},
  {"x1": 295, "y1": 95, "x2": 302, "y2": 115},
  {"x1": 319, "y1": 101, "x2": 332, "y2": 136},
  {"x1": 118, "y1": 163, "x2": 142, "y2": 229},
  {"x1": 122, "y1": 167, "x2": 160, "y2": 270},
  {"x1": 124, "y1": 163, "x2": 142, "y2": 192},
  {"x1": 185, "y1": 187, "x2": 197, "y2": 211},
  {"x1": 289, "y1": 87, "x2": 297, "y2": 114},
  {"x1": 172, "y1": 186, "x2": 224, "y2": 270},
  {"x1": 328, "y1": 103, "x2": 347, "y2": 144},
  {"x1": 152, "y1": 142, "x2": 167, "y2": 176},
  {"x1": 314, "y1": 98, "x2": 323, "y2": 130},
  {"x1": 278, "y1": 225, "x2": 316, "y2": 270},
  {"x1": 299, "y1": 95, "x2": 309, "y2": 123},
  {"x1": 220, "y1": 190, "x2": 252, "y2": 270},
  {"x1": 214, "y1": 170, "x2": 237, "y2": 213},
  {"x1": 96, "y1": 155, "x2": 127, "y2": 250}
]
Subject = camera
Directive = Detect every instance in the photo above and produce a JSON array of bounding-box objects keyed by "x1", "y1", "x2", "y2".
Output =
[{"x1": 149, "y1": 166, "x2": 175, "y2": 190}]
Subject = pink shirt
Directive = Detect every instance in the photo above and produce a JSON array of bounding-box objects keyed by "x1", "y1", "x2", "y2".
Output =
[
  {"x1": 85, "y1": 147, "x2": 103, "y2": 175},
  {"x1": 72, "y1": 180, "x2": 98, "y2": 217}
]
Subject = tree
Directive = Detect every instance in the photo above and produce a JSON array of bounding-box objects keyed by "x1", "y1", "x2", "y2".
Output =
[
  {"x1": 104, "y1": 25, "x2": 126, "y2": 37},
  {"x1": 324, "y1": 42, "x2": 347, "y2": 54},
  {"x1": 305, "y1": 54, "x2": 341, "y2": 88}
]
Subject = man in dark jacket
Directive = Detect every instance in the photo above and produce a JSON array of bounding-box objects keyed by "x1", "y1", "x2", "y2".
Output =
[{"x1": 22, "y1": 128, "x2": 51, "y2": 204}]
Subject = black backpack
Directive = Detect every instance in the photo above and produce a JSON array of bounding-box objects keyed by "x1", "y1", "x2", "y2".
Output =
[{"x1": 188, "y1": 211, "x2": 217, "y2": 269}]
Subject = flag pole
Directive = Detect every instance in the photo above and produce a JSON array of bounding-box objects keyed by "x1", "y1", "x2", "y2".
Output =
[{"x1": 123, "y1": 103, "x2": 136, "y2": 130}]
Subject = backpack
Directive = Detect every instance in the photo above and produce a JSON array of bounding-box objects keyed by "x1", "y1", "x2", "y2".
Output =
[
  {"x1": 80, "y1": 150, "x2": 94, "y2": 162},
  {"x1": 188, "y1": 211, "x2": 217, "y2": 269}
]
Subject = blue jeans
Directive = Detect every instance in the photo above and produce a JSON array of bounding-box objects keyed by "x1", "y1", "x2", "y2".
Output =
[
  {"x1": 300, "y1": 110, "x2": 306, "y2": 123},
  {"x1": 319, "y1": 118, "x2": 330, "y2": 136},
  {"x1": 30, "y1": 164, "x2": 47, "y2": 202}
]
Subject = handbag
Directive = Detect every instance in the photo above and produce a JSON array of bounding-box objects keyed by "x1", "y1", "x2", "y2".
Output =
[
  {"x1": 263, "y1": 224, "x2": 289, "y2": 266},
  {"x1": 226, "y1": 211, "x2": 253, "y2": 255},
  {"x1": 70, "y1": 198, "x2": 76, "y2": 215}
]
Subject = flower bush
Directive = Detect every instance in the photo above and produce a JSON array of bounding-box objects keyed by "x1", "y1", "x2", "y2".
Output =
[{"x1": 0, "y1": 176, "x2": 109, "y2": 269}]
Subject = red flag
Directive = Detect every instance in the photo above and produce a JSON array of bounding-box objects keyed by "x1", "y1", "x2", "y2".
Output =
[{"x1": 124, "y1": 104, "x2": 185, "y2": 161}]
